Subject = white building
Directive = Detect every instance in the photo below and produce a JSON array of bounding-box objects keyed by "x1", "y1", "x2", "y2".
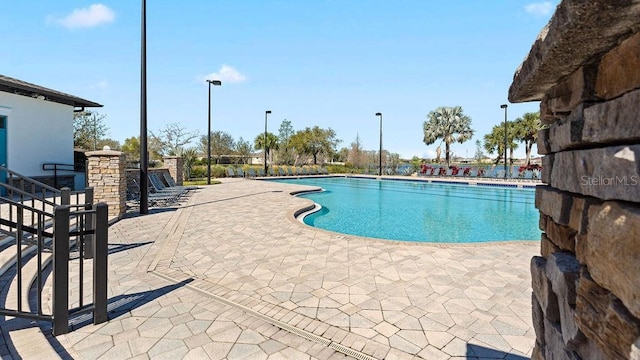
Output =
[{"x1": 0, "y1": 75, "x2": 102, "y2": 189}]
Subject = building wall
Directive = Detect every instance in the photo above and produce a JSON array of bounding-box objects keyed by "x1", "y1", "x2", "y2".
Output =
[{"x1": 0, "y1": 92, "x2": 74, "y2": 177}]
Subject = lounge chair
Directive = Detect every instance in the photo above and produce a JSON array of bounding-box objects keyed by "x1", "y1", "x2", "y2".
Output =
[
  {"x1": 162, "y1": 172, "x2": 197, "y2": 190},
  {"x1": 287, "y1": 167, "x2": 294, "y2": 176},
  {"x1": 246, "y1": 168, "x2": 257, "y2": 178},
  {"x1": 522, "y1": 170, "x2": 534, "y2": 181},
  {"x1": 278, "y1": 167, "x2": 287, "y2": 176},
  {"x1": 131, "y1": 178, "x2": 180, "y2": 207},
  {"x1": 257, "y1": 168, "x2": 266, "y2": 177},
  {"x1": 149, "y1": 173, "x2": 187, "y2": 197},
  {"x1": 269, "y1": 168, "x2": 276, "y2": 176},
  {"x1": 236, "y1": 167, "x2": 245, "y2": 178},
  {"x1": 227, "y1": 167, "x2": 235, "y2": 177}
]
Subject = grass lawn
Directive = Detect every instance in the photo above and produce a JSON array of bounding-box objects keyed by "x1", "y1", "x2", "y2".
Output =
[{"x1": 184, "y1": 178, "x2": 221, "y2": 186}]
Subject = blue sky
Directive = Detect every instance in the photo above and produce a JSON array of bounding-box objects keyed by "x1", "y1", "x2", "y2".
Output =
[{"x1": 1, "y1": 1, "x2": 558, "y2": 159}]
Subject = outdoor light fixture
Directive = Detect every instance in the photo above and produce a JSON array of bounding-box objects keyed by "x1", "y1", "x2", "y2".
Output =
[
  {"x1": 500, "y1": 104, "x2": 508, "y2": 179},
  {"x1": 207, "y1": 79, "x2": 222, "y2": 185},
  {"x1": 264, "y1": 110, "x2": 272, "y2": 174},
  {"x1": 375, "y1": 112, "x2": 383, "y2": 176}
]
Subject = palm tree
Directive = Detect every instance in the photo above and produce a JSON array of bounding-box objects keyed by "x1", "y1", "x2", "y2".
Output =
[
  {"x1": 483, "y1": 122, "x2": 518, "y2": 164},
  {"x1": 423, "y1": 106, "x2": 474, "y2": 166},
  {"x1": 254, "y1": 132, "x2": 279, "y2": 164},
  {"x1": 513, "y1": 112, "x2": 545, "y2": 166}
]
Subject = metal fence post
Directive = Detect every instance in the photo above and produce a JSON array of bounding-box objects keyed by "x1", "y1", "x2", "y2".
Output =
[
  {"x1": 52, "y1": 205, "x2": 70, "y2": 336},
  {"x1": 84, "y1": 187, "x2": 94, "y2": 259},
  {"x1": 93, "y1": 202, "x2": 108, "y2": 324},
  {"x1": 61, "y1": 187, "x2": 70, "y2": 206}
]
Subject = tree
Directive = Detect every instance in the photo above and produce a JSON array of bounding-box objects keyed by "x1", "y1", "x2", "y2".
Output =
[
  {"x1": 513, "y1": 112, "x2": 545, "y2": 166},
  {"x1": 234, "y1": 137, "x2": 253, "y2": 164},
  {"x1": 277, "y1": 119, "x2": 296, "y2": 165},
  {"x1": 254, "y1": 132, "x2": 279, "y2": 164},
  {"x1": 347, "y1": 133, "x2": 364, "y2": 169},
  {"x1": 121, "y1": 136, "x2": 140, "y2": 161},
  {"x1": 200, "y1": 131, "x2": 235, "y2": 164},
  {"x1": 423, "y1": 106, "x2": 474, "y2": 167},
  {"x1": 483, "y1": 122, "x2": 519, "y2": 164},
  {"x1": 96, "y1": 138, "x2": 121, "y2": 151},
  {"x1": 73, "y1": 111, "x2": 109, "y2": 150},
  {"x1": 181, "y1": 147, "x2": 198, "y2": 179},
  {"x1": 474, "y1": 139, "x2": 485, "y2": 163},
  {"x1": 335, "y1": 147, "x2": 349, "y2": 163},
  {"x1": 290, "y1": 126, "x2": 341, "y2": 165},
  {"x1": 151, "y1": 122, "x2": 198, "y2": 156},
  {"x1": 121, "y1": 136, "x2": 163, "y2": 163}
]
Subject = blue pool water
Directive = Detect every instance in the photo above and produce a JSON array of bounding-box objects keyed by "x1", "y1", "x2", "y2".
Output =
[{"x1": 270, "y1": 176, "x2": 540, "y2": 243}]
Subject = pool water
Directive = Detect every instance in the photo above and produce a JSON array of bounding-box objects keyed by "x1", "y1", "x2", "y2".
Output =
[{"x1": 271, "y1": 176, "x2": 540, "y2": 243}]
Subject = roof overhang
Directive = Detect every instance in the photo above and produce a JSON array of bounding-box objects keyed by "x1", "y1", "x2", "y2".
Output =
[{"x1": 0, "y1": 74, "x2": 102, "y2": 108}]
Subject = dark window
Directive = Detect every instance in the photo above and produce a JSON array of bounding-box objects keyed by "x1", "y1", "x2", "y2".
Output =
[{"x1": 0, "y1": 116, "x2": 6, "y2": 129}]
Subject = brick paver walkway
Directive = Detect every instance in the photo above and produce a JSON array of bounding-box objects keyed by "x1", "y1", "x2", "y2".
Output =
[{"x1": 3, "y1": 178, "x2": 539, "y2": 359}]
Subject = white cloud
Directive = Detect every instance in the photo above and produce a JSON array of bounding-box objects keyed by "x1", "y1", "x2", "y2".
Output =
[
  {"x1": 91, "y1": 80, "x2": 109, "y2": 89},
  {"x1": 525, "y1": 2, "x2": 555, "y2": 17},
  {"x1": 52, "y1": 4, "x2": 115, "y2": 29},
  {"x1": 202, "y1": 65, "x2": 247, "y2": 84}
]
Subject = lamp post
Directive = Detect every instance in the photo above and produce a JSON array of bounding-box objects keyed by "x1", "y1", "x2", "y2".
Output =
[
  {"x1": 500, "y1": 104, "x2": 508, "y2": 179},
  {"x1": 375, "y1": 112, "x2": 382, "y2": 176},
  {"x1": 140, "y1": 0, "x2": 148, "y2": 214},
  {"x1": 264, "y1": 110, "x2": 271, "y2": 174},
  {"x1": 206, "y1": 79, "x2": 222, "y2": 185}
]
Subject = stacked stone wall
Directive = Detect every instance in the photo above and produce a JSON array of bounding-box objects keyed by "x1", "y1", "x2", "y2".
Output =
[
  {"x1": 162, "y1": 156, "x2": 184, "y2": 186},
  {"x1": 525, "y1": 29, "x2": 640, "y2": 360},
  {"x1": 86, "y1": 150, "x2": 127, "y2": 220}
]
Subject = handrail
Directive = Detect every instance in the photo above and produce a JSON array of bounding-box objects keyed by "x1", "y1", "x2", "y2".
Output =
[
  {"x1": 42, "y1": 163, "x2": 76, "y2": 172},
  {"x1": 1, "y1": 165, "x2": 60, "y2": 194},
  {"x1": 42, "y1": 163, "x2": 78, "y2": 189}
]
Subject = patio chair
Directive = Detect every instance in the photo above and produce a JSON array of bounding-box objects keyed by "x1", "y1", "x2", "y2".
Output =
[
  {"x1": 278, "y1": 167, "x2": 287, "y2": 176},
  {"x1": 246, "y1": 168, "x2": 257, "y2": 178},
  {"x1": 131, "y1": 178, "x2": 180, "y2": 207},
  {"x1": 522, "y1": 170, "x2": 534, "y2": 181},
  {"x1": 227, "y1": 167, "x2": 235, "y2": 177},
  {"x1": 162, "y1": 172, "x2": 198, "y2": 190},
  {"x1": 236, "y1": 167, "x2": 245, "y2": 178},
  {"x1": 149, "y1": 173, "x2": 187, "y2": 197},
  {"x1": 269, "y1": 167, "x2": 276, "y2": 176},
  {"x1": 257, "y1": 168, "x2": 266, "y2": 177},
  {"x1": 287, "y1": 167, "x2": 294, "y2": 176}
]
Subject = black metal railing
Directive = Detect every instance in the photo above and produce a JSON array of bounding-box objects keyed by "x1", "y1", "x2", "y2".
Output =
[
  {"x1": 42, "y1": 163, "x2": 77, "y2": 189},
  {"x1": 0, "y1": 166, "x2": 108, "y2": 335}
]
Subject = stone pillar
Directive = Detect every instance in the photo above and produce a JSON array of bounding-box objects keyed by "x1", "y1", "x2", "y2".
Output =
[
  {"x1": 163, "y1": 156, "x2": 184, "y2": 185},
  {"x1": 509, "y1": 2, "x2": 640, "y2": 359},
  {"x1": 86, "y1": 149, "x2": 127, "y2": 220}
]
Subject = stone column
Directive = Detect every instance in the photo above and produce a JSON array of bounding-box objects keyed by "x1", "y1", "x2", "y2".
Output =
[
  {"x1": 86, "y1": 149, "x2": 127, "y2": 220},
  {"x1": 163, "y1": 156, "x2": 184, "y2": 185}
]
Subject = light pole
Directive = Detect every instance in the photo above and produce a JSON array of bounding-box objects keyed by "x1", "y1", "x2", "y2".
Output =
[
  {"x1": 264, "y1": 110, "x2": 271, "y2": 174},
  {"x1": 375, "y1": 112, "x2": 382, "y2": 176},
  {"x1": 500, "y1": 104, "x2": 508, "y2": 179},
  {"x1": 206, "y1": 79, "x2": 222, "y2": 185},
  {"x1": 140, "y1": 0, "x2": 148, "y2": 214}
]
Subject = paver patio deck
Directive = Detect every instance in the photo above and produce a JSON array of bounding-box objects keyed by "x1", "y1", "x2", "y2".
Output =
[{"x1": 1, "y1": 177, "x2": 539, "y2": 359}]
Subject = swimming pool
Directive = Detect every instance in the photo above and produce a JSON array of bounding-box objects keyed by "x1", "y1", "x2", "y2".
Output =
[{"x1": 270, "y1": 176, "x2": 540, "y2": 243}]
